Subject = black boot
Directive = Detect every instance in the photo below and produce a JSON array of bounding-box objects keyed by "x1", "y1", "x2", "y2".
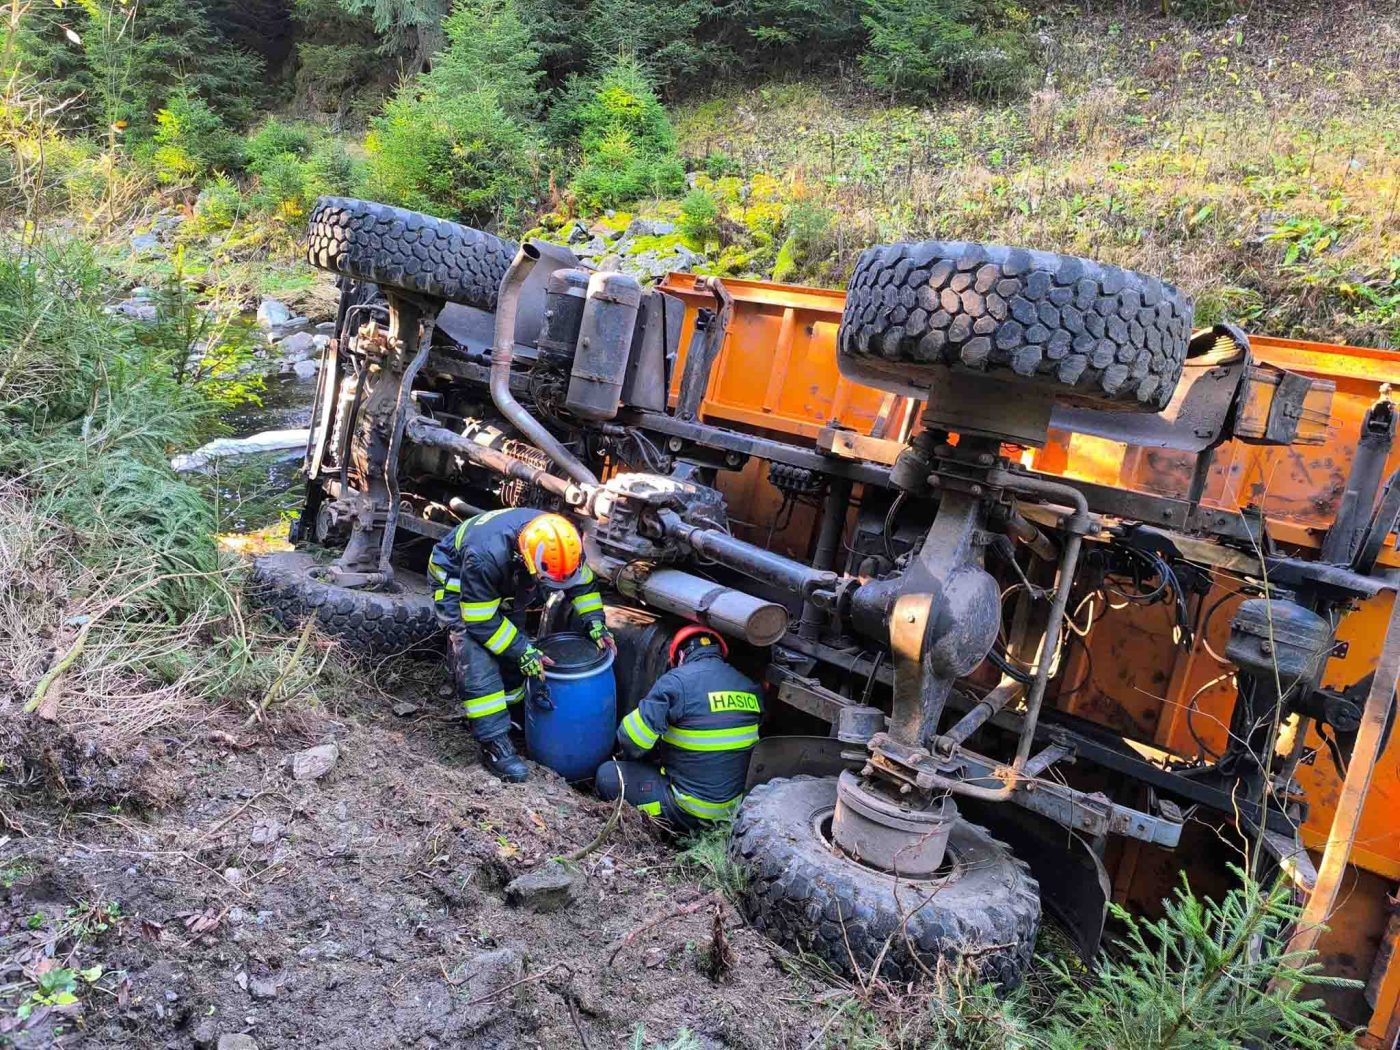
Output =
[{"x1": 480, "y1": 734, "x2": 529, "y2": 783}]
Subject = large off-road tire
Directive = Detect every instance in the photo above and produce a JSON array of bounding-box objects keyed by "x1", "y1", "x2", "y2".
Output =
[
  {"x1": 730, "y1": 776, "x2": 1040, "y2": 987},
  {"x1": 306, "y1": 196, "x2": 516, "y2": 309},
  {"x1": 249, "y1": 551, "x2": 442, "y2": 657},
  {"x1": 838, "y1": 241, "x2": 1193, "y2": 411}
]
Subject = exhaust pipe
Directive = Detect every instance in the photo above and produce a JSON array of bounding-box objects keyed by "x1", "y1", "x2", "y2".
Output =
[{"x1": 490, "y1": 243, "x2": 599, "y2": 487}]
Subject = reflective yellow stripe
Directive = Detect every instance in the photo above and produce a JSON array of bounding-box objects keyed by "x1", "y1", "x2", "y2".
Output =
[
  {"x1": 504, "y1": 686, "x2": 525, "y2": 705},
  {"x1": 638, "y1": 801, "x2": 662, "y2": 817},
  {"x1": 580, "y1": 566, "x2": 594, "y2": 584},
  {"x1": 464, "y1": 690, "x2": 508, "y2": 717},
  {"x1": 661, "y1": 725, "x2": 759, "y2": 752},
  {"x1": 622, "y1": 709, "x2": 659, "y2": 749},
  {"x1": 572, "y1": 592, "x2": 604, "y2": 614},
  {"x1": 429, "y1": 563, "x2": 448, "y2": 581},
  {"x1": 484, "y1": 618, "x2": 518, "y2": 655},
  {"x1": 460, "y1": 598, "x2": 501, "y2": 623},
  {"x1": 434, "y1": 588, "x2": 445, "y2": 601},
  {"x1": 671, "y1": 788, "x2": 743, "y2": 821},
  {"x1": 444, "y1": 579, "x2": 461, "y2": 593}
]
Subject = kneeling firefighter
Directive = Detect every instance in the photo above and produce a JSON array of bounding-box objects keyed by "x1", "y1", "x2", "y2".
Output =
[
  {"x1": 428, "y1": 508, "x2": 615, "y2": 783},
  {"x1": 596, "y1": 626, "x2": 762, "y2": 830}
]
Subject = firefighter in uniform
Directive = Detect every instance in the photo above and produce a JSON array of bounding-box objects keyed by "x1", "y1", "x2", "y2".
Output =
[
  {"x1": 595, "y1": 626, "x2": 761, "y2": 830},
  {"x1": 429, "y1": 508, "x2": 613, "y2": 782}
]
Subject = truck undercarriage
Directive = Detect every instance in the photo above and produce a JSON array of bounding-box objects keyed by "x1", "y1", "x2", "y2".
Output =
[{"x1": 255, "y1": 195, "x2": 1400, "y2": 1002}]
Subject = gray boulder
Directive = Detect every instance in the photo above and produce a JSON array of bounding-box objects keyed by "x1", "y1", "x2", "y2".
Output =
[
  {"x1": 279, "y1": 331, "x2": 317, "y2": 361},
  {"x1": 111, "y1": 298, "x2": 157, "y2": 322},
  {"x1": 289, "y1": 741, "x2": 338, "y2": 780},
  {"x1": 257, "y1": 299, "x2": 293, "y2": 329},
  {"x1": 626, "y1": 218, "x2": 677, "y2": 238},
  {"x1": 504, "y1": 861, "x2": 577, "y2": 913}
]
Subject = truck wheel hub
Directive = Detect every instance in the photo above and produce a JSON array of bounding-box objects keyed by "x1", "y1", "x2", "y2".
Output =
[{"x1": 830, "y1": 769, "x2": 957, "y2": 877}]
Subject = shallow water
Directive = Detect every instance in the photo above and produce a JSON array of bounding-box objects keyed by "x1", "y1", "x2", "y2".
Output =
[
  {"x1": 227, "y1": 370, "x2": 317, "y2": 437},
  {"x1": 203, "y1": 372, "x2": 320, "y2": 532}
]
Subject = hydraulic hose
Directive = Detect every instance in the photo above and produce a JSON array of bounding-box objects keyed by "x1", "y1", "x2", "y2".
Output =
[{"x1": 489, "y1": 242, "x2": 599, "y2": 487}]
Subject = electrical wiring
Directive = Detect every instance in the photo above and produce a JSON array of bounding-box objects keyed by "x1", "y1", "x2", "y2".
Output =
[
  {"x1": 1064, "y1": 591, "x2": 1101, "y2": 639},
  {"x1": 988, "y1": 646, "x2": 1034, "y2": 686},
  {"x1": 883, "y1": 492, "x2": 907, "y2": 563},
  {"x1": 1090, "y1": 542, "x2": 1195, "y2": 650},
  {"x1": 1198, "y1": 588, "x2": 1248, "y2": 665},
  {"x1": 1184, "y1": 671, "x2": 1235, "y2": 762}
]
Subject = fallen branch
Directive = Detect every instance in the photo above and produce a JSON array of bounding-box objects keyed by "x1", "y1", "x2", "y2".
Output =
[
  {"x1": 608, "y1": 893, "x2": 719, "y2": 968},
  {"x1": 246, "y1": 616, "x2": 317, "y2": 726},
  {"x1": 462, "y1": 961, "x2": 569, "y2": 1005},
  {"x1": 565, "y1": 990, "x2": 592, "y2": 1050},
  {"x1": 559, "y1": 770, "x2": 627, "y2": 864},
  {"x1": 193, "y1": 789, "x2": 280, "y2": 845}
]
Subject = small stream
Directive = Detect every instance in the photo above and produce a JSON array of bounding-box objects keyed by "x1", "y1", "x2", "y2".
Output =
[
  {"x1": 227, "y1": 371, "x2": 318, "y2": 438},
  {"x1": 197, "y1": 371, "x2": 320, "y2": 534}
]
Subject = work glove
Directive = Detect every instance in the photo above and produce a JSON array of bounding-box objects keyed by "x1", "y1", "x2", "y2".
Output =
[
  {"x1": 519, "y1": 644, "x2": 552, "y2": 679},
  {"x1": 588, "y1": 620, "x2": 617, "y2": 653},
  {"x1": 527, "y1": 676, "x2": 554, "y2": 712}
]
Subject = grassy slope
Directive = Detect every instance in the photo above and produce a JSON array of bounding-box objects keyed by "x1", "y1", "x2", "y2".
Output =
[{"x1": 666, "y1": 2, "x2": 1399, "y2": 346}]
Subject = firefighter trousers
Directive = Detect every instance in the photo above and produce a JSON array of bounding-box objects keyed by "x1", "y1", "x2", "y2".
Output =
[
  {"x1": 595, "y1": 760, "x2": 704, "y2": 833},
  {"x1": 446, "y1": 628, "x2": 525, "y2": 742}
]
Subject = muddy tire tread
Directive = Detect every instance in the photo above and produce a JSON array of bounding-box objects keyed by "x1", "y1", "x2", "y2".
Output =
[
  {"x1": 249, "y1": 551, "x2": 442, "y2": 657},
  {"x1": 839, "y1": 240, "x2": 1193, "y2": 410},
  {"x1": 729, "y1": 775, "x2": 1040, "y2": 987},
  {"x1": 306, "y1": 196, "x2": 515, "y2": 308}
]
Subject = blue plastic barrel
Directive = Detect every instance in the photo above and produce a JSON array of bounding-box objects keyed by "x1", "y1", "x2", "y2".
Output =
[{"x1": 525, "y1": 632, "x2": 618, "y2": 782}]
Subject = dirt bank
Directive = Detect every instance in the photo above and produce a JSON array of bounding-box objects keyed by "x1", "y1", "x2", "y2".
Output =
[{"x1": 1, "y1": 668, "x2": 823, "y2": 1049}]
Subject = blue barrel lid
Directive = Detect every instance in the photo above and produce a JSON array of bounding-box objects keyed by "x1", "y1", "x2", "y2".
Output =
[{"x1": 539, "y1": 631, "x2": 609, "y2": 675}]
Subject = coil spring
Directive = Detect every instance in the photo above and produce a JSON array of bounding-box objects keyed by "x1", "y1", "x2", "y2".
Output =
[{"x1": 498, "y1": 439, "x2": 552, "y2": 507}]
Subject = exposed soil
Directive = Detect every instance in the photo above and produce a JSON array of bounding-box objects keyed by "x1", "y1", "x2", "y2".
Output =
[{"x1": 0, "y1": 668, "x2": 823, "y2": 1049}]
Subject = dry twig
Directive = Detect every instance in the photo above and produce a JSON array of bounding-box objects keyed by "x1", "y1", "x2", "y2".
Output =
[
  {"x1": 462, "y1": 961, "x2": 569, "y2": 1006},
  {"x1": 608, "y1": 893, "x2": 719, "y2": 968}
]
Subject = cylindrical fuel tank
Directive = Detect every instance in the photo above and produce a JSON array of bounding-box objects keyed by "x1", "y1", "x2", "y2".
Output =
[
  {"x1": 628, "y1": 568, "x2": 789, "y2": 646},
  {"x1": 565, "y1": 271, "x2": 642, "y2": 421},
  {"x1": 536, "y1": 267, "x2": 590, "y2": 369}
]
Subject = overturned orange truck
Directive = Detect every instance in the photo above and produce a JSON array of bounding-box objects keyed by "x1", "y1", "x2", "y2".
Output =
[{"x1": 261, "y1": 197, "x2": 1400, "y2": 1041}]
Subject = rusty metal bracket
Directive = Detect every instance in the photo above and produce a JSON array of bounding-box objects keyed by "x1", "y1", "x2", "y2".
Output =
[
  {"x1": 868, "y1": 733, "x2": 1184, "y2": 848},
  {"x1": 816, "y1": 426, "x2": 904, "y2": 466},
  {"x1": 675, "y1": 278, "x2": 732, "y2": 422}
]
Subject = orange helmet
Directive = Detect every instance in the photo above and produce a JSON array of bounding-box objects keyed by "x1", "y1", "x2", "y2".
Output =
[
  {"x1": 668, "y1": 624, "x2": 727, "y2": 666},
  {"x1": 518, "y1": 513, "x2": 585, "y2": 588}
]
